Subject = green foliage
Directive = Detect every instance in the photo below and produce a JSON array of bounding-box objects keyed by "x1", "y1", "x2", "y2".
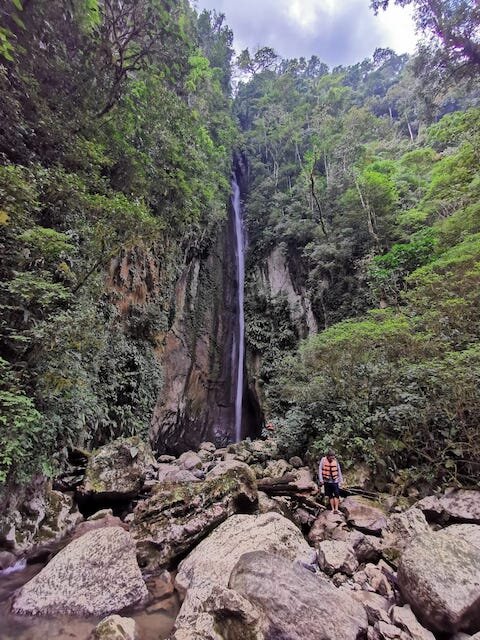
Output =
[
  {"x1": 238, "y1": 47, "x2": 480, "y2": 488},
  {"x1": 0, "y1": 0, "x2": 236, "y2": 485},
  {"x1": 0, "y1": 358, "x2": 46, "y2": 483}
]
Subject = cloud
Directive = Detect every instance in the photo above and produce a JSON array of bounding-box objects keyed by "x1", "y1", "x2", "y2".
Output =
[{"x1": 193, "y1": 0, "x2": 417, "y2": 67}]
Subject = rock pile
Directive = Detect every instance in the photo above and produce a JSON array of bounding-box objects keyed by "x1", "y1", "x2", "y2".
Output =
[{"x1": 2, "y1": 435, "x2": 480, "y2": 640}]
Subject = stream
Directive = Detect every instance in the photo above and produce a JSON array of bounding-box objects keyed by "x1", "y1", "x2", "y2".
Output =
[{"x1": 0, "y1": 562, "x2": 179, "y2": 640}]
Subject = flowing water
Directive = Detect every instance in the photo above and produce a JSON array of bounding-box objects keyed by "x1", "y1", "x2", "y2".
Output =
[
  {"x1": 0, "y1": 561, "x2": 178, "y2": 640},
  {"x1": 231, "y1": 175, "x2": 245, "y2": 443}
]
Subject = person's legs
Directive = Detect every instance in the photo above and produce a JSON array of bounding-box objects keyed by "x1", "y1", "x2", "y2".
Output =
[{"x1": 333, "y1": 484, "x2": 340, "y2": 513}]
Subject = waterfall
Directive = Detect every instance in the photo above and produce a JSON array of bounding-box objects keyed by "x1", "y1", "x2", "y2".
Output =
[{"x1": 231, "y1": 174, "x2": 245, "y2": 443}]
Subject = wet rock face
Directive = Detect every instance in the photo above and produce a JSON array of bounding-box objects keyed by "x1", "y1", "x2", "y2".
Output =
[
  {"x1": 131, "y1": 462, "x2": 258, "y2": 571},
  {"x1": 397, "y1": 531, "x2": 480, "y2": 633},
  {"x1": 12, "y1": 527, "x2": 147, "y2": 617},
  {"x1": 150, "y1": 211, "x2": 262, "y2": 455},
  {"x1": 229, "y1": 551, "x2": 368, "y2": 640},
  {"x1": 78, "y1": 436, "x2": 157, "y2": 501}
]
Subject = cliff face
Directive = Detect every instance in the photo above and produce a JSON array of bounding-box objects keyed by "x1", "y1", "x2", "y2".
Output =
[
  {"x1": 259, "y1": 244, "x2": 318, "y2": 337},
  {"x1": 244, "y1": 242, "x2": 318, "y2": 412},
  {"x1": 150, "y1": 206, "x2": 261, "y2": 453}
]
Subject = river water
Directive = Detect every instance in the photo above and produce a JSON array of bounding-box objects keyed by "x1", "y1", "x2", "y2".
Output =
[
  {"x1": 0, "y1": 562, "x2": 178, "y2": 640},
  {"x1": 231, "y1": 174, "x2": 245, "y2": 444}
]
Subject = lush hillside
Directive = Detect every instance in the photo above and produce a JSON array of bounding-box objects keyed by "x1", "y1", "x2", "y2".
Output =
[
  {"x1": 0, "y1": 0, "x2": 235, "y2": 484},
  {"x1": 236, "y1": 47, "x2": 480, "y2": 490},
  {"x1": 1, "y1": 0, "x2": 479, "y2": 494}
]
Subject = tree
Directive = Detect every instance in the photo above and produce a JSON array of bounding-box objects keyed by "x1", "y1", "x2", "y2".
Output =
[
  {"x1": 371, "y1": 1, "x2": 480, "y2": 70},
  {"x1": 236, "y1": 46, "x2": 279, "y2": 76}
]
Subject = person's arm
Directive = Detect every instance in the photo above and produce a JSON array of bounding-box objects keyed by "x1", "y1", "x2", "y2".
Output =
[
  {"x1": 318, "y1": 457, "x2": 324, "y2": 484},
  {"x1": 337, "y1": 461, "x2": 343, "y2": 486}
]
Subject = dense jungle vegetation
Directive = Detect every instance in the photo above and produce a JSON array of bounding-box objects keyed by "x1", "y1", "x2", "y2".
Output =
[
  {"x1": 0, "y1": 0, "x2": 235, "y2": 483},
  {"x1": 1, "y1": 0, "x2": 479, "y2": 493},
  {"x1": 238, "y1": 4, "x2": 480, "y2": 489}
]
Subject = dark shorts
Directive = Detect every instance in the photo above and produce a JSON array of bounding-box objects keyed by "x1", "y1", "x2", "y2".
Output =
[{"x1": 324, "y1": 482, "x2": 340, "y2": 498}]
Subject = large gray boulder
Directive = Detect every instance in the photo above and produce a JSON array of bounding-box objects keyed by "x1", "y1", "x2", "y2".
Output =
[
  {"x1": 317, "y1": 540, "x2": 358, "y2": 576},
  {"x1": 397, "y1": 531, "x2": 480, "y2": 633},
  {"x1": 341, "y1": 496, "x2": 387, "y2": 535},
  {"x1": 172, "y1": 512, "x2": 314, "y2": 640},
  {"x1": 12, "y1": 527, "x2": 147, "y2": 616},
  {"x1": 415, "y1": 490, "x2": 480, "y2": 524},
  {"x1": 131, "y1": 461, "x2": 257, "y2": 571},
  {"x1": 175, "y1": 512, "x2": 313, "y2": 596},
  {"x1": 78, "y1": 436, "x2": 156, "y2": 500},
  {"x1": 229, "y1": 551, "x2": 368, "y2": 640},
  {"x1": 382, "y1": 507, "x2": 430, "y2": 566}
]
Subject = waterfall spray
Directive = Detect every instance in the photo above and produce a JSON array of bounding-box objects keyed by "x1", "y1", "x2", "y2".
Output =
[{"x1": 231, "y1": 174, "x2": 245, "y2": 443}]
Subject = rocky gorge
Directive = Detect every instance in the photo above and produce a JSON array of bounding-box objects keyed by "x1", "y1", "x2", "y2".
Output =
[{"x1": 1, "y1": 435, "x2": 479, "y2": 640}]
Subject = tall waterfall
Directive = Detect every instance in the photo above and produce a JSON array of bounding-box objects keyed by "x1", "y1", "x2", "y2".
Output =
[{"x1": 231, "y1": 175, "x2": 245, "y2": 443}]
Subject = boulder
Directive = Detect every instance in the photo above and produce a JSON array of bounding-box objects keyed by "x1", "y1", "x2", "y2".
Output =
[
  {"x1": 173, "y1": 580, "x2": 263, "y2": 640},
  {"x1": 382, "y1": 508, "x2": 430, "y2": 565},
  {"x1": 308, "y1": 510, "x2": 346, "y2": 544},
  {"x1": 78, "y1": 436, "x2": 156, "y2": 500},
  {"x1": 370, "y1": 620, "x2": 411, "y2": 640},
  {"x1": 157, "y1": 464, "x2": 200, "y2": 484},
  {"x1": 341, "y1": 497, "x2": 387, "y2": 535},
  {"x1": 390, "y1": 605, "x2": 436, "y2": 640},
  {"x1": 317, "y1": 540, "x2": 359, "y2": 576},
  {"x1": 229, "y1": 551, "x2": 368, "y2": 640},
  {"x1": 257, "y1": 491, "x2": 285, "y2": 515},
  {"x1": 438, "y1": 523, "x2": 480, "y2": 550},
  {"x1": 178, "y1": 451, "x2": 203, "y2": 471},
  {"x1": 290, "y1": 467, "x2": 319, "y2": 493},
  {"x1": 350, "y1": 591, "x2": 391, "y2": 625},
  {"x1": 247, "y1": 438, "x2": 278, "y2": 463},
  {"x1": 175, "y1": 512, "x2": 314, "y2": 597},
  {"x1": 0, "y1": 550, "x2": 17, "y2": 570},
  {"x1": 70, "y1": 514, "x2": 127, "y2": 541},
  {"x1": 88, "y1": 508, "x2": 113, "y2": 521},
  {"x1": 158, "y1": 455, "x2": 176, "y2": 463},
  {"x1": 364, "y1": 563, "x2": 395, "y2": 599},
  {"x1": 12, "y1": 527, "x2": 147, "y2": 616},
  {"x1": 289, "y1": 456, "x2": 303, "y2": 468},
  {"x1": 92, "y1": 615, "x2": 137, "y2": 640},
  {"x1": 397, "y1": 531, "x2": 480, "y2": 633},
  {"x1": 199, "y1": 442, "x2": 216, "y2": 453},
  {"x1": 415, "y1": 490, "x2": 480, "y2": 524},
  {"x1": 263, "y1": 459, "x2": 291, "y2": 479},
  {"x1": 345, "y1": 530, "x2": 383, "y2": 563},
  {"x1": 131, "y1": 462, "x2": 257, "y2": 571},
  {"x1": 0, "y1": 479, "x2": 82, "y2": 556}
]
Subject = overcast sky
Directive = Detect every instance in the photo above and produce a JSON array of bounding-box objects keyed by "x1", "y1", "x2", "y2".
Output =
[{"x1": 193, "y1": 0, "x2": 417, "y2": 67}]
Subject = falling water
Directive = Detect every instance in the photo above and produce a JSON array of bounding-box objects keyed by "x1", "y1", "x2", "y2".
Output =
[{"x1": 231, "y1": 174, "x2": 245, "y2": 443}]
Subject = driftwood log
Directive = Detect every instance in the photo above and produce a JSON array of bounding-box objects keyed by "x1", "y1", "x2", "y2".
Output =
[{"x1": 257, "y1": 474, "x2": 325, "y2": 512}]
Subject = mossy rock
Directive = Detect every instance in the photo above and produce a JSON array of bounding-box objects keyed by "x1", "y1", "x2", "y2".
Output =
[{"x1": 80, "y1": 436, "x2": 156, "y2": 499}]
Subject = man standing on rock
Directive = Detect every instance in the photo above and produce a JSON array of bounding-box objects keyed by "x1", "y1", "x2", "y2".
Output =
[{"x1": 318, "y1": 450, "x2": 343, "y2": 514}]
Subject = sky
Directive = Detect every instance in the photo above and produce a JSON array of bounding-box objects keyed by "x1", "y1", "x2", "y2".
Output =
[{"x1": 193, "y1": 0, "x2": 418, "y2": 67}]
